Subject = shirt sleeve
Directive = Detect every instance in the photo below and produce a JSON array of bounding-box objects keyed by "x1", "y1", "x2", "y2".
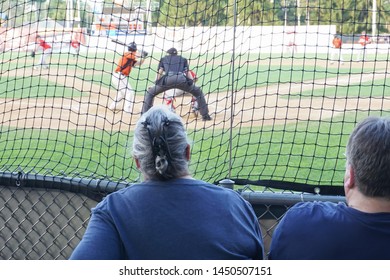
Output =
[
  {"x1": 158, "y1": 57, "x2": 165, "y2": 71},
  {"x1": 268, "y1": 203, "x2": 307, "y2": 260},
  {"x1": 183, "y1": 58, "x2": 189, "y2": 72},
  {"x1": 69, "y1": 207, "x2": 125, "y2": 260}
]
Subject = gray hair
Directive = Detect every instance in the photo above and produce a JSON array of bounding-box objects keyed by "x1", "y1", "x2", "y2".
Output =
[
  {"x1": 346, "y1": 116, "x2": 390, "y2": 199},
  {"x1": 133, "y1": 105, "x2": 190, "y2": 180}
]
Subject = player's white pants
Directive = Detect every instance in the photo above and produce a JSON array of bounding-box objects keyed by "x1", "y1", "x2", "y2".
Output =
[
  {"x1": 330, "y1": 47, "x2": 344, "y2": 62},
  {"x1": 70, "y1": 46, "x2": 80, "y2": 56},
  {"x1": 38, "y1": 48, "x2": 52, "y2": 67},
  {"x1": 164, "y1": 89, "x2": 199, "y2": 112},
  {"x1": 110, "y1": 72, "x2": 134, "y2": 113},
  {"x1": 284, "y1": 44, "x2": 297, "y2": 57},
  {"x1": 356, "y1": 45, "x2": 367, "y2": 61},
  {"x1": 164, "y1": 89, "x2": 184, "y2": 102}
]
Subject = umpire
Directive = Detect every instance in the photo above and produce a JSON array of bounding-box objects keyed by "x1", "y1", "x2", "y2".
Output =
[{"x1": 141, "y1": 48, "x2": 212, "y2": 121}]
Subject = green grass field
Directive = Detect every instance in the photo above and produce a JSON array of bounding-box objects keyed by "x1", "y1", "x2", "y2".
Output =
[{"x1": 0, "y1": 50, "x2": 389, "y2": 189}]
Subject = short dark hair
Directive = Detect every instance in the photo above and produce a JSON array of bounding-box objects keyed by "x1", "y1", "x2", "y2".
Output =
[{"x1": 346, "y1": 116, "x2": 390, "y2": 198}]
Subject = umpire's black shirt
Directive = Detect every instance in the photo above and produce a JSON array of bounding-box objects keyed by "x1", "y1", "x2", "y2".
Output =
[{"x1": 158, "y1": 54, "x2": 188, "y2": 74}]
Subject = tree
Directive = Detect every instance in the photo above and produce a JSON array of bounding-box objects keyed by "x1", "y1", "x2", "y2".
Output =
[
  {"x1": 157, "y1": 0, "x2": 228, "y2": 26},
  {"x1": 236, "y1": 0, "x2": 275, "y2": 26},
  {"x1": 47, "y1": 0, "x2": 67, "y2": 21},
  {"x1": 30, "y1": 0, "x2": 48, "y2": 21},
  {"x1": 377, "y1": 0, "x2": 390, "y2": 33}
]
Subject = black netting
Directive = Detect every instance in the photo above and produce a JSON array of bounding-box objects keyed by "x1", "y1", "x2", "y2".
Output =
[
  {"x1": 0, "y1": 0, "x2": 388, "y2": 259},
  {"x1": 1, "y1": 1, "x2": 389, "y2": 189}
]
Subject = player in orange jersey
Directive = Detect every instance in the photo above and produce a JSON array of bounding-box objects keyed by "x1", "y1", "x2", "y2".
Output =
[
  {"x1": 330, "y1": 35, "x2": 344, "y2": 64},
  {"x1": 109, "y1": 42, "x2": 147, "y2": 113}
]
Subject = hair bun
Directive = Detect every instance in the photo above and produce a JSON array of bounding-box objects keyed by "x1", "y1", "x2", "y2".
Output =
[{"x1": 155, "y1": 155, "x2": 168, "y2": 175}]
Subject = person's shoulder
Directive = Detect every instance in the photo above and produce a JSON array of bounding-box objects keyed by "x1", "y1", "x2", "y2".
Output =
[
  {"x1": 196, "y1": 179, "x2": 235, "y2": 191},
  {"x1": 189, "y1": 179, "x2": 242, "y2": 196},
  {"x1": 272, "y1": 201, "x2": 344, "y2": 234},
  {"x1": 205, "y1": 181, "x2": 253, "y2": 205},
  {"x1": 293, "y1": 200, "x2": 341, "y2": 209},
  {"x1": 100, "y1": 183, "x2": 143, "y2": 201},
  {"x1": 286, "y1": 201, "x2": 342, "y2": 218},
  {"x1": 124, "y1": 52, "x2": 136, "y2": 59}
]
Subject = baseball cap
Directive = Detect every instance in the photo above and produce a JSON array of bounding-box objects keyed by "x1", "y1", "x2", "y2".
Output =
[
  {"x1": 167, "y1": 47, "x2": 178, "y2": 55},
  {"x1": 128, "y1": 42, "x2": 137, "y2": 52}
]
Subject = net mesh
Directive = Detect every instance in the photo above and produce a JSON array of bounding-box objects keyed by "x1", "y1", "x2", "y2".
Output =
[{"x1": 0, "y1": 0, "x2": 389, "y2": 191}]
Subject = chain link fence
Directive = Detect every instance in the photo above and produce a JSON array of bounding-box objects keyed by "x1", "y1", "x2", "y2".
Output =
[{"x1": 0, "y1": 174, "x2": 345, "y2": 260}]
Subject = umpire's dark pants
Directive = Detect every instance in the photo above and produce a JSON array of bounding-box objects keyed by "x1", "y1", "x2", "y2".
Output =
[{"x1": 142, "y1": 73, "x2": 209, "y2": 116}]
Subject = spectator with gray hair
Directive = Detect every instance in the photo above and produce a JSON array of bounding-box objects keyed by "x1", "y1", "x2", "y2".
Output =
[
  {"x1": 269, "y1": 116, "x2": 390, "y2": 260},
  {"x1": 70, "y1": 105, "x2": 264, "y2": 260}
]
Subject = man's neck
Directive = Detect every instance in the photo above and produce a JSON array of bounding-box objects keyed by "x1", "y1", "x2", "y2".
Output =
[{"x1": 347, "y1": 192, "x2": 390, "y2": 213}]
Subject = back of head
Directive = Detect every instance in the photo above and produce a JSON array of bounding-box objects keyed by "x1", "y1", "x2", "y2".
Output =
[
  {"x1": 167, "y1": 47, "x2": 178, "y2": 55},
  {"x1": 346, "y1": 116, "x2": 390, "y2": 199},
  {"x1": 133, "y1": 106, "x2": 190, "y2": 180}
]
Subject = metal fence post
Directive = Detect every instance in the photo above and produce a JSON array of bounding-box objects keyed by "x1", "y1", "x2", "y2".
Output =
[{"x1": 219, "y1": 179, "x2": 235, "y2": 190}]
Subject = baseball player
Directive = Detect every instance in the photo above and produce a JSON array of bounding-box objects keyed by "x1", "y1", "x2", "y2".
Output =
[
  {"x1": 109, "y1": 42, "x2": 147, "y2": 114},
  {"x1": 356, "y1": 31, "x2": 371, "y2": 62},
  {"x1": 163, "y1": 69, "x2": 199, "y2": 117},
  {"x1": 70, "y1": 39, "x2": 81, "y2": 57},
  {"x1": 330, "y1": 35, "x2": 344, "y2": 64},
  {"x1": 284, "y1": 28, "x2": 297, "y2": 57},
  {"x1": 141, "y1": 47, "x2": 212, "y2": 121},
  {"x1": 31, "y1": 35, "x2": 52, "y2": 70}
]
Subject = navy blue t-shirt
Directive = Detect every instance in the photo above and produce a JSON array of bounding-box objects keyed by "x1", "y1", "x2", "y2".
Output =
[
  {"x1": 269, "y1": 201, "x2": 390, "y2": 259},
  {"x1": 70, "y1": 178, "x2": 264, "y2": 260}
]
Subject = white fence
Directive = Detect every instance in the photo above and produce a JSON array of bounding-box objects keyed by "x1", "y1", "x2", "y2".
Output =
[
  {"x1": 2, "y1": 25, "x2": 389, "y2": 56},
  {"x1": 85, "y1": 25, "x2": 390, "y2": 56}
]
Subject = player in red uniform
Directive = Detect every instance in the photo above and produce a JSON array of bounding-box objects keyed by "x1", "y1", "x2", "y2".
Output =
[
  {"x1": 356, "y1": 31, "x2": 371, "y2": 62},
  {"x1": 163, "y1": 69, "x2": 199, "y2": 117},
  {"x1": 284, "y1": 28, "x2": 298, "y2": 57},
  {"x1": 32, "y1": 35, "x2": 52, "y2": 70},
  {"x1": 70, "y1": 39, "x2": 80, "y2": 57}
]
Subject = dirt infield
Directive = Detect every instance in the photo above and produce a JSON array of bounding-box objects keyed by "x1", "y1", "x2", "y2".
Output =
[{"x1": 1, "y1": 59, "x2": 389, "y2": 131}]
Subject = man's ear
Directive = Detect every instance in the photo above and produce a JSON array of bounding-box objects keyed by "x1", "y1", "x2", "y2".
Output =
[
  {"x1": 134, "y1": 157, "x2": 141, "y2": 169},
  {"x1": 185, "y1": 144, "x2": 191, "y2": 161},
  {"x1": 344, "y1": 164, "x2": 355, "y2": 193}
]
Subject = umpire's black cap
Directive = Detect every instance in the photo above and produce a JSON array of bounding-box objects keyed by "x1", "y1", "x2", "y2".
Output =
[{"x1": 167, "y1": 47, "x2": 178, "y2": 55}]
